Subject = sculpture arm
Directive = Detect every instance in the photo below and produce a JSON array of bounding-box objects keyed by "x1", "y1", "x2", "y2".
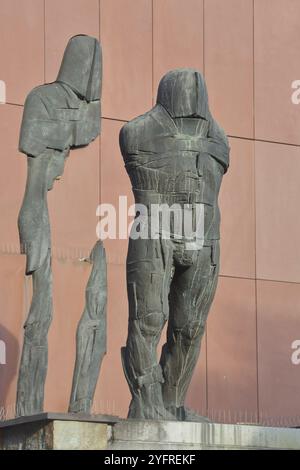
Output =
[{"x1": 18, "y1": 152, "x2": 51, "y2": 274}]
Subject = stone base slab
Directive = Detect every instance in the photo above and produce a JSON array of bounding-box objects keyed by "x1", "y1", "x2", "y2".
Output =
[
  {"x1": 1, "y1": 415, "x2": 300, "y2": 450},
  {"x1": 0, "y1": 413, "x2": 120, "y2": 450},
  {"x1": 109, "y1": 420, "x2": 300, "y2": 450}
]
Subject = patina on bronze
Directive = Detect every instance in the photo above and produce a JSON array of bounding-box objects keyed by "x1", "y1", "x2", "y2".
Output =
[
  {"x1": 16, "y1": 35, "x2": 103, "y2": 417},
  {"x1": 120, "y1": 69, "x2": 230, "y2": 421}
]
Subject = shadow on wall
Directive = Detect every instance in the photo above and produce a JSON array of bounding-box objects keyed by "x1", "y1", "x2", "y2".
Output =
[{"x1": 0, "y1": 324, "x2": 19, "y2": 416}]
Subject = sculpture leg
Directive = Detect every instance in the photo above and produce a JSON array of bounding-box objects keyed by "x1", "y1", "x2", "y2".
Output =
[
  {"x1": 69, "y1": 241, "x2": 107, "y2": 414},
  {"x1": 16, "y1": 251, "x2": 52, "y2": 417},
  {"x1": 68, "y1": 313, "x2": 106, "y2": 414},
  {"x1": 122, "y1": 238, "x2": 175, "y2": 420},
  {"x1": 160, "y1": 242, "x2": 219, "y2": 421}
]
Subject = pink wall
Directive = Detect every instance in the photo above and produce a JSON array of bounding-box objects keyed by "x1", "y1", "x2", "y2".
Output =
[{"x1": 1, "y1": 0, "x2": 300, "y2": 426}]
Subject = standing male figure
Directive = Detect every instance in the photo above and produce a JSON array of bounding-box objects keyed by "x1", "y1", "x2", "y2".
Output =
[{"x1": 120, "y1": 69, "x2": 230, "y2": 421}]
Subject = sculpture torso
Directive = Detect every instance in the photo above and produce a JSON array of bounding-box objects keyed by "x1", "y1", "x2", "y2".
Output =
[{"x1": 120, "y1": 103, "x2": 228, "y2": 243}]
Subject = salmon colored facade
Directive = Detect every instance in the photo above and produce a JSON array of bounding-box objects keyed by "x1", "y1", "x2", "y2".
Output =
[{"x1": 1, "y1": 0, "x2": 300, "y2": 425}]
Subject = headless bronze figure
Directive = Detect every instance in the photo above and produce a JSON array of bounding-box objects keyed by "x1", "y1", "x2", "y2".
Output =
[{"x1": 120, "y1": 69, "x2": 230, "y2": 421}]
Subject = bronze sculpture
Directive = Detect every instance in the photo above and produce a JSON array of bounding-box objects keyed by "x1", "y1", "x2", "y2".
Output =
[
  {"x1": 16, "y1": 35, "x2": 104, "y2": 417},
  {"x1": 120, "y1": 69, "x2": 230, "y2": 421},
  {"x1": 69, "y1": 240, "x2": 107, "y2": 414}
]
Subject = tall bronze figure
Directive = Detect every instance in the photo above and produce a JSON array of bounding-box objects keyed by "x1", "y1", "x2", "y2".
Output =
[
  {"x1": 16, "y1": 35, "x2": 103, "y2": 417},
  {"x1": 120, "y1": 69, "x2": 230, "y2": 421}
]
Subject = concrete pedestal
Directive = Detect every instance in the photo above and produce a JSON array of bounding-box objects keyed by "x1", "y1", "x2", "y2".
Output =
[
  {"x1": 1, "y1": 415, "x2": 300, "y2": 450},
  {"x1": 109, "y1": 420, "x2": 300, "y2": 450},
  {"x1": 0, "y1": 413, "x2": 119, "y2": 450}
]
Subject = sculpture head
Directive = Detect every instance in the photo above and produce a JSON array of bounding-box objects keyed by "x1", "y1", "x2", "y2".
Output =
[
  {"x1": 57, "y1": 34, "x2": 101, "y2": 102},
  {"x1": 156, "y1": 68, "x2": 209, "y2": 120},
  {"x1": 87, "y1": 239, "x2": 105, "y2": 263}
]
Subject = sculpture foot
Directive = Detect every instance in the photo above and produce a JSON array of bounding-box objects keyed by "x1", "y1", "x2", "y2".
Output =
[
  {"x1": 167, "y1": 405, "x2": 211, "y2": 423},
  {"x1": 128, "y1": 399, "x2": 177, "y2": 421},
  {"x1": 68, "y1": 398, "x2": 92, "y2": 414}
]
